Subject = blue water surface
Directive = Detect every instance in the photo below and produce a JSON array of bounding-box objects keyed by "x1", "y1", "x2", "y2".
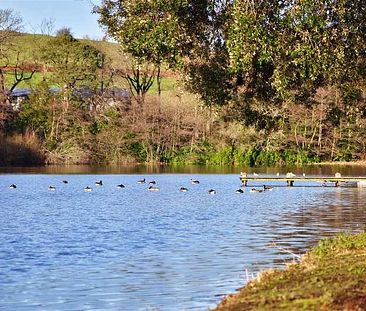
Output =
[{"x1": 1, "y1": 173, "x2": 365, "y2": 310}]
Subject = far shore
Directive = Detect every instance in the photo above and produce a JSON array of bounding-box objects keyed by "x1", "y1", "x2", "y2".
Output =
[{"x1": 313, "y1": 160, "x2": 366, "y2": 166}]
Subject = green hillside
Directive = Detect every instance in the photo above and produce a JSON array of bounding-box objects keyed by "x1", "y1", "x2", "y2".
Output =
[{"x1": 5, "y1": 32, "x2": 177, "y2": 93}]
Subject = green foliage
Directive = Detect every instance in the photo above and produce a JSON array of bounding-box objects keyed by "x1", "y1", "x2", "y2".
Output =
[
  {"x1": 312, "y1": 232, "x2": 366, "y2": 259},
  {"x1": 99, "y1": 0, "x2": 366, "y2": 113},
  {"x1": 98, "y1": 0, "x2": 191, "y2": 67},
  {"x1": 19, "y1": 82, "x2": 60, "y2": 139},
  {"x1": 255, "y1": 150, "x2": 282, "y2": 166},
  {"x1": 127, "y1": 141, "x2": 147, "y2": 162},
  {"x1": 40, "y1": 31, "x2": 105, "y2": 90}
]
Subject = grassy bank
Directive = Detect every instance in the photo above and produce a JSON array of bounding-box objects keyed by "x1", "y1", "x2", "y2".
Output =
[{"x1": 215, "y1": 232, "x2": 366, "y2": 311}]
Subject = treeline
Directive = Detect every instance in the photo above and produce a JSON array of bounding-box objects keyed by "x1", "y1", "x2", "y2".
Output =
[{"x1": 1, "y1": 2, "x2": 366, "y2": 166}]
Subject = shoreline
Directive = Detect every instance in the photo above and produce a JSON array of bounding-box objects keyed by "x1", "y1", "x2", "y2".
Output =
[
  {"x1": 214, "y1": 232, "x2": 366, "y2": 310},
  {"x1": 312, "y1": 160, "x2": 366, "y2": 166}
]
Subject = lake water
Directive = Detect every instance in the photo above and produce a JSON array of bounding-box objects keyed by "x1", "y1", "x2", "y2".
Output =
[{"x1": 1, "y1": 166, "x2": 366, "y2": 310}]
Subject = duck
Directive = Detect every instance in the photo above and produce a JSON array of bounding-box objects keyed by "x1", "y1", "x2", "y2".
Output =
[
  {"x1": 62, "y1": 180, "x2": 68, "y2": 184},
  {"x1": 148, "y1": 185, "x2": 160, "y2": 192},
  {"x1": 84, "y1": 186, "x2": 92, "y2": 192},
  {"x1": 191, "y1": 178, "x2": 200, "y2": 184},
  {"x1": 263, "y1": 185, "x2": 273, "y2": 191},
  {"x1": 148, "y1": 180, "x2": 156, "y2": 185},
  {"x1": 48, "y1": 185, "x2": 56, "y2": 191},
  {"x1": 235, "y1": 188, "x2": 244, "y2": 193},
  {"x1": 250, "y1": 188, "x2": 264, "y2": 193},
  {"x1": 95, "y1": 180, "x2": 103, "y2": 186},
  {"x1": 137, "y1": 178, "x2": 146, "y2": 184},
  {"x1": 179, "y1": 187, "x2": 188, "y2": 192},
  {"x1": 208, "y1": 189, "x2": 216, "y2": 194},
  {"x1": 117, "y1": 184, "x2": 125, "y2": 188},
  {"x1": 9, "y1": 184, "x2": 17, "y2": 189}
]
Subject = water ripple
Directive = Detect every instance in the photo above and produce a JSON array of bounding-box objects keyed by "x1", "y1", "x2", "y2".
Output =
[{"x1": 1, "y1": 174, "x2": 366, "y2": 310}]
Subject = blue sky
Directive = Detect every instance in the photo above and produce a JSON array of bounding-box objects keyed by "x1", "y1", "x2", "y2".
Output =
[{"x1": 0, "y1": 0, "x2": 106, "y2": 39}]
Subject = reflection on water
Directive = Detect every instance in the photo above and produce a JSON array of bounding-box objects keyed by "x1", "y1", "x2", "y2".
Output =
[
  {"x1": 1, "y1": 163, "x2": 366, "y2": 175},
  {"x1": 0, "y1": 171, "x2": 366, "y2": 310}
]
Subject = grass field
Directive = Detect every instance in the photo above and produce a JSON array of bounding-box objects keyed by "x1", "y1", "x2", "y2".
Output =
[{"x1": 4, "y1": 33, "x2": 178, "y2": 93}]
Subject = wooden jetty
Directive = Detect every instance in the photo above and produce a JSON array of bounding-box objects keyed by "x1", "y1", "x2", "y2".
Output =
[{"x1": 239, "y1": 172, "x2": 366, "y2": 188}]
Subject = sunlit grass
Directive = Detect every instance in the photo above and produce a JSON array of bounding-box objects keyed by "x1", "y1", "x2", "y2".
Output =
[{"x1": 215, "y1": 232, "x2": 366, "y2": 311}]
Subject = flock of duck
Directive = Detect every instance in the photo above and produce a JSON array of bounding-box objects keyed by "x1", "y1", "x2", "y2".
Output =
[{"x1": 7, "y1": 177, "x2": 273, "y2": 194}]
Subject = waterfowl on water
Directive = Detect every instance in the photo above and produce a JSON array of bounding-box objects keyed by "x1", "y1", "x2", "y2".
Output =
[
  {"x1": 253, "y1": 172, "x2": 259, "y2": 177},
  {"x1": 117, "y1": 184, "x2": 125, "y2": 188},
  {"x1": 148, "y1": 185, "x2": 160, "y2": 192},
  {"x1": 208, "y1": 189, "x2": 216, "y2": 195},
  {"x1": 95, "y1": 180, "x2": 103, "y2": 186},
  {"x1": 149, "y1": 180, "x2": 156, "y2": 185},
  {"x1": 84, "y1": 186, "x2": 92, "y2": 192},
  {"x1": 9, "y1": 184, "x2": 17, "y2": 189},
  {"x1": 191, "y1": 179, "x2": 200, "y2": 184},
  {"x1": 179, "y1": 187, "x2": 188, "y2": 192},
  {"x1": 62, "y1": 180, "x2": 68, "y2": 184},
  {"x1": 48, "y1": 185, "x2": 56, "y2": 191},
  {"x1": 250, "y1": 188, "x2": 264, "y2": 193},
  {"x1": 235, "y1": 188, "x2": 244, "y2": 193},
  {"x1": 137, "y1": 178, "x2": 146, "y2": 184},
  {"x1": 263, "y1": 185, "x2": 273, "y2": 191}
]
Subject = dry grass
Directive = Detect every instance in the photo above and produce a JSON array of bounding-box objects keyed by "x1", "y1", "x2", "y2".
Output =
[{"x1": 0, "y1": 131, "x2": 45, "y2": 165}]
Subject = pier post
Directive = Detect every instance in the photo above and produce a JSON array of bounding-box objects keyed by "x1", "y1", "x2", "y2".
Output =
[
  {"x1": 285, "y1": 172, "x2": 295, "y2": 187},
  {"x1": 287, "y1": 180, "x2": 294, "y2": 187},
  {"x1": 240, "y1": 172, "x2": 248, "y2": 187}
]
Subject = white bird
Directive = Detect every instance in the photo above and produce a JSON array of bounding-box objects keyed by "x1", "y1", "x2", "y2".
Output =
[
  {"x1": 48, "y1": 185, "x2": 56, "y2": 191},
  {"x1": 179, "y1": 187, "x2": 188, "y2": 192},
  {"x1": 286, "y1": 172, "x2": 296, "y2": 178},
  {"x1": 84, "y1": 186, "x2": 92, "y2": 192},
  {"x1": 253, "y1": 172, "x2": 259, "y2": 177},
  {"x1": 148, "y1": 185, "x2": 160, "y2": 192}
]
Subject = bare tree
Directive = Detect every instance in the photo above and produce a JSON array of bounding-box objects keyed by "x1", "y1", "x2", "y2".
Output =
[
  {"x1": 40, "y1": 18, "x2": 55, "y2": 36},
  {"x1": 0, "y1": 9, "x2": 23, "y2": 57},
  {"x1": 0, "y1": 9, "x2": 23, "y2": 131}
]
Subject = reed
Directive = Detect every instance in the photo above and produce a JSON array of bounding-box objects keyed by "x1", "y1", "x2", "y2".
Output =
[{"x1": 0, "y1": 131, "x2": 45, "y2": 165}]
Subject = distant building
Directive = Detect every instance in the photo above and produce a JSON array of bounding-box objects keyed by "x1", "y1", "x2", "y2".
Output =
[
  {"x1": 9, "y1": 86, "x2": 131, "y2": 111},
  {"x1": 9, "y1": 88, "x2": 31, "y2": 111}
]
